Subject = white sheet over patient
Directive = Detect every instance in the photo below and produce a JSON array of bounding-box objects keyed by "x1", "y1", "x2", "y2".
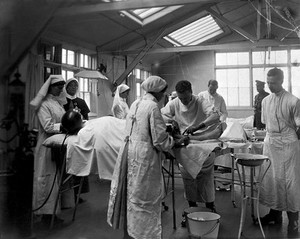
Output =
[{"x1": 66, "y1": 116, "x2": 126, "y2": 180}]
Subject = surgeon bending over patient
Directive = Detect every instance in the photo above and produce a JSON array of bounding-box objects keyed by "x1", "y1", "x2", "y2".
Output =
[{"x1": 161, "y1": 80, "x2": 223, "y2": 224}]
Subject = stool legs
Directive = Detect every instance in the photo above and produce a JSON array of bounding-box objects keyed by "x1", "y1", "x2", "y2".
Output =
[
  {"x1": 72, "y1": 177, "x2": 84, "y2": 221},
  {"x1": 236, "y1": 163, "x2": 266, "y2": 239}
]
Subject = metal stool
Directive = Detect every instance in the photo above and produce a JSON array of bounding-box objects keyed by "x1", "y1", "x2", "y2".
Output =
[{"x1": 234, "y1": 153, "x2": 271, "y2": 239}]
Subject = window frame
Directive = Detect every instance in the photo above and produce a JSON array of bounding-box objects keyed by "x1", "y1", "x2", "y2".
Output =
[
  {"x1": 61, "y1": 48, "x2": 98, "y2": 114},
  {"x1": 215, "y1": 47, "x2": 298, "y2": 109}
]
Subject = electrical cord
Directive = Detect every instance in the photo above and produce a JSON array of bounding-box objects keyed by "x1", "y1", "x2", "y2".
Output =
[{"x1": 32, "y1": 133, "x2": 69, "y2": 212}]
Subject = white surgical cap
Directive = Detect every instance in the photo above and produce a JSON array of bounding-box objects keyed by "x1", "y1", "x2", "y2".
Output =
[
  {"x1": 141, "y1": 76, "x2": 167, "y2": 93},
  {"x1": 118, "y1": 84, "x2": 130, "y2": 94},
  {"x1": 66, "y1": 77, "x2": 78, "y2": 87}
]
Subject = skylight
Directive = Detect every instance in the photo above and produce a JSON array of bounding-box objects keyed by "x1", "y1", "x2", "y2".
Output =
[
  {"x1": 101, "y1": 1, "x2": 182, "y2": 25},
  {"x1": 164, "y1": 15, "x2": 223, "y2": 46},
  {"x1": 120, "y1": 6, "x2": 182, "y2": 25}
]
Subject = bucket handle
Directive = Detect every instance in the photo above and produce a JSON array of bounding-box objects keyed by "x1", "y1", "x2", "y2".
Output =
[{"x1": 191, "y1": 219, "x2": 220, "y2": 239}]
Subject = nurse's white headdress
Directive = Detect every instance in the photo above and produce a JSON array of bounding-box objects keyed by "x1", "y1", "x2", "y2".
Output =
[
  {"x1": 111, "y1": 84, "x2": 130, "y2": 118},
  {"x1": 66, "y1": 77, "x2": 79, "y2": 87},
  {"x1": 30, "y1": 75, "x2": 66, "y2": 110},
  {"x1": 141, "y1": 75, "x2": 167, "y2": 93}
]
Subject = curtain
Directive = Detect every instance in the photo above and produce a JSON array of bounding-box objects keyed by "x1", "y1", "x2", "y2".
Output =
[{"x1": 25, "y1": 53, "x2": 44, "y2": 130}]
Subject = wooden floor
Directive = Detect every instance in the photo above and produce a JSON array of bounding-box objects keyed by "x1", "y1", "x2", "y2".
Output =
[{"x1": 1, "y1": 172, "x2": 298, "y2": 239}]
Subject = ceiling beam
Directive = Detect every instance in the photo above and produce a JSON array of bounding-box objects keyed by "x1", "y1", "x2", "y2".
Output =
[
  {"x1": 207, "y1": 8, "x2": 256, "y2": 43},
  {"x1": 256, "y1": 0, "x2": 261, "y2": 40},
  {"x1": 55, "y1": 0, "x2": 237, "y2": 17},
  {"x1": 104, "y1": 39, "x2": 300, "y2": 55},
  {"x1": 113, "y1": 28, "x2": 168, "y2": 89}
]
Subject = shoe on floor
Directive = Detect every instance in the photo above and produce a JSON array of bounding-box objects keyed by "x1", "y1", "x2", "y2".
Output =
[
  {"x1": 259, "y1": 213, "x2": 283, "y2": 226},
  {"x1": 206, "y1": 202, "x2": 217, "y2": 213}
]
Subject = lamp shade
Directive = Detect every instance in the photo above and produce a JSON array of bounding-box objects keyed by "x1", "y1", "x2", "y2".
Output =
[{"x1": 75, "y1": 70, "x2": 108, "y2": 80}]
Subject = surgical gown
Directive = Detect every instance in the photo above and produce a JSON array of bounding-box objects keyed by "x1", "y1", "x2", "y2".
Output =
[
  {"x1": 260, "y1": 90, "x2": 300, "y2": 212},
  {"x1": 108, "y1": 93, "x2": 174, "y2": 239}
]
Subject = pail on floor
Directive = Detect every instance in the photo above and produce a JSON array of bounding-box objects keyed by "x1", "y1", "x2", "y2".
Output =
[
  {"x1": 183, "y1": 207, "x2": 211, "y2": 221},
  {"x1": 187, "y1": 211, "x2": 220, "y2": 239}
]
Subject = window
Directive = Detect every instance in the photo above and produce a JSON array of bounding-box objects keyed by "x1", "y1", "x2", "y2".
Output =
[
  {"x1": 77, "y1": 78, "x2": 91, "y2": 108},
  {"x1": 215, "y1": 49, "x2": 299, "y2": 108},
  {"x1": 217, "y1": 68, "x2": 250, "y2": 107},
  {"x1": 120, "y1": 6, "x2": 182, "y2": 26},
  {"x1": 133, "y1": 69, "x2": 150, "y2": 99},
  {"x1": 80, "y1": 53, "x2": 91, "y2": 68},
  {"x1": 62, "y1": 48, "x2": 97, "y2": 112},
  {"x1": 62, "y1": 70, "x2": 74, "y2": 81},
  {"x1": 164, "y1": 15, "x2": 223, "y2": 46},
  {"x1": 216, "y1": 52, "x2": 250, "y2": 107},
  {"x1": 62, "y1": 49, "x2": 75, "y2": 65},
  {"x1": 291, "y1": 49, "x2": 300, "y2": 98},
  {"x1": 252, "y1": 50, "x2": 287, "y2": 65}
]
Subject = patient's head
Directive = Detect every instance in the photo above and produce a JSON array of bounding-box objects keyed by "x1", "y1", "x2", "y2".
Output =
[{"x1": 61, "y1": 110, "x2": 83, "y2": 134}]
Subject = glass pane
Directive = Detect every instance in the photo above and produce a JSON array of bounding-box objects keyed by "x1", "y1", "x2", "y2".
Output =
[
  {"x1": 216, "y1": 53, "x2": 227, "y2": 66},
  {"x1": 78, "y1": 92, "x2": 83, "y2": 98},
  {"x1": 274, "y1": 50, "x2": 287, "y2": 64},
  {"x1": 239, "y1": 68, "x2": 250, "y2": 87},
  {"x1": 239, "y1": 87, "x2": 250, "y2": 106},
  {"x1": 80, "y1": 54, "x2": 84, "y2": 67},
  {"x1": 291, "y1": 49, "x2": 300, "y2": 65},
  {"x1": 228, "y1": 87, "x2": 238, "y2": 106},
  {"x1": 252, "y1": 67, "x2": 268, "y2": 83},
  {"x1": 218, "y1": 88, "x2": 228, "y2": 104},
  {"x1": 79, "y1": 78, "x2": 84, "y2": 91},
  {"x1": 136, "y1": 83, "x2": 141, "y2": 98},
  {"x1": 62, "y1": 70, "x2": 66, "y2": 80},
  {"x1": 227, "y1": 69, "x2": 238, "y2": 87},
  {"x1": 62, "y1": 49, "x2": 67, "y2": 64},
  {"x1": 291, "y1": 67, "x2": 300, "y2": 98},
  {"x1": 84, "y1": 55, "x2": 89, "y2": 68},
  {"x1": 143, "y1": 71, "x2": 148, "y2": 80},
  {"x1": 84, "y1": 93, "x2": 91, "y2": 109},
  {"x1": 67, "y1": 71, "x2": 74, "y2": 80},
  {"x1": 136, "y1": 69, "x2": 141, "y2": 79},
  {"x1": 227, "y1": 53, "x2": 238, "y2": 65},
  {"x1": 216, "y1": 69, "x2": 227, "y2": 87},
  {"x1": 83, "y1": 78, "x2": 88, "y2": 91},
  {"x1": 252, "y1": 51, "x2": 265, "y2": 64},
  {"x1": 67, "y1": 50, "x2": 75, "y2": 65},
  {"x1": 237, "y1": 52, "x2": 249, "y2": 65}
]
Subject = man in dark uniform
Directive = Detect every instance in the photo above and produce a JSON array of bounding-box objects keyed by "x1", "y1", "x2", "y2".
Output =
[{"x1": 253, "y1": 80, "x2": 269, "y2": 129}]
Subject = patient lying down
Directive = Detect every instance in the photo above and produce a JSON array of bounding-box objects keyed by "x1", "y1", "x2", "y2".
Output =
[
  {"x1": 61, "y1": 110, "x2": 225, "y2": 180},
  {"x1": 61, "y1": 110, "x2": 226, "y2": 143}
]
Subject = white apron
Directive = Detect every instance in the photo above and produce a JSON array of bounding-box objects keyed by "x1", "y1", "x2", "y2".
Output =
[{"x1": 260, "y1": 90, "x2": 300, "y2": 212}]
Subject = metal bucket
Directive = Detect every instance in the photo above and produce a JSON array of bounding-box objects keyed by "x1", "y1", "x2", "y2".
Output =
[{"x1": 187, "y1": 211, "x2": 220, "y2": 239}]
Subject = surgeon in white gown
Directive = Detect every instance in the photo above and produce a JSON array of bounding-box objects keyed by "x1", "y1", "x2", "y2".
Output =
[
  {"x1": 260, "y1": 68, "x2": 300, "y2": 237},
  {"x1": 107, "y1": 76, "x2": 188, "y2": 239}
]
